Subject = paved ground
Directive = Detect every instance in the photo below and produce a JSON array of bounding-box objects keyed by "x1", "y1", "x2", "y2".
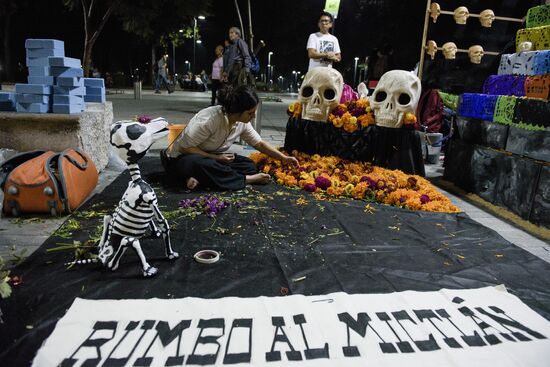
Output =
[{"x1": 0, "y1": 87, "x2": 548, "y2": 264}]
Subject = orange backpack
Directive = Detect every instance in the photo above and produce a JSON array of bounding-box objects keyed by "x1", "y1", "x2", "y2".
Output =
[{"x1": 2, "y1": 149, "x2": 98, "y2": 216}]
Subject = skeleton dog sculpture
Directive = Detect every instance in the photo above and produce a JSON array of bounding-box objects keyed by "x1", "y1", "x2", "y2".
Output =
[{"x1": 69, "y1": 118, "x2": 179, "y2": 277}]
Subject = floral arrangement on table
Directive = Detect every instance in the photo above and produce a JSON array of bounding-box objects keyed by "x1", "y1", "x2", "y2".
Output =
[
  {"x1": 250, "y1": 151, "x2": 459, "y2": 213},
  {"x1": 287, "y1": 98, "x2": 376, "y2": 133}
]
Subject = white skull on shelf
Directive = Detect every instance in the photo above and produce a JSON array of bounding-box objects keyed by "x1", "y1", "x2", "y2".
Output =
[
  {"x1": 371, "y1": 70, "x2": 421, "y2": 129},
  {"x1": 468, "y1": 45, "x2": 484, "y2": 64},
  {"x1": 430, "y1": 3, "x2": 441, "y2": 23},
  {"x1": 453, "y1": 6, "x2": 470, "y2": 24},
  {"x1": 299, "y1": 67, "x2": 344, "y2": 121}
]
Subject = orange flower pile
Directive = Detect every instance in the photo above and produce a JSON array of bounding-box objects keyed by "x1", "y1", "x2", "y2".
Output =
[
  {"x1": 328, "y1": 98, "x2": 376, "y2": 132},
  {"x1": 250, "y1": 151, "x2": 460, "y2": 213},
  {"x1": 287, "y1": 98, "x2": 376, "y2": 132}
]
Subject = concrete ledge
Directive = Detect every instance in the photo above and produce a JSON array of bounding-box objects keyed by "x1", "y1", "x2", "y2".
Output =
[{"x1": 0, "y1": 101, "x2": 113, "y2": 171}]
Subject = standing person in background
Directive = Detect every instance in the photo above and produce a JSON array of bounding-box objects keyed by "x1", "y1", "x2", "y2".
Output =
[
  {"x1": 155, "y1": 54, "x2": 173, "y2": 94},
  {"x1": 222, "y1": 27, "x2": 254, "y2": 87},
  {"x1": 211, "y1": 45, "x2": 224, "y2": 105},
  {"x1": 306, "y1": 12, "x2": 341, "y2": 71}
]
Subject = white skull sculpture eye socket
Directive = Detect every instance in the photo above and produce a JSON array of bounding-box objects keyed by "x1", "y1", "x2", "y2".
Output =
[
  {"x1": 299, "y1": 68, "x2": 344, "y2": 121},
  {"x1": 371, "y1": 70, "x2": 421, "y2": 129}
]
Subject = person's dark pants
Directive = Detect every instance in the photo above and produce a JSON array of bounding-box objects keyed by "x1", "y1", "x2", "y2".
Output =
[
  {"x1": 211, "y1": 79, "x2": 222, "y2": 105},
  {"x1": 161, "y1": 151, "x2": 258, "y2": 190}
]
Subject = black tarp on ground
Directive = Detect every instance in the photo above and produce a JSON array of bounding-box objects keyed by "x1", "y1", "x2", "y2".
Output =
[{"x1": 1, "y1": 158, "x2": 550, "y2": 365}]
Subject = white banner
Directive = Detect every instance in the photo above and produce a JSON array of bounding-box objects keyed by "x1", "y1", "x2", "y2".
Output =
[{"x1": 34, "y1": 286, "x2": 550, "y2": 367}]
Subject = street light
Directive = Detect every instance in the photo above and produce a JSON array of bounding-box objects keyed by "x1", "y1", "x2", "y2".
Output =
[
  {"x1": 292, "y1": 70, "x2": 297, "y2": 92},
  {"x1": 193, "y1": 15, "x2": 206, "y2": 74},
  {"x1": 267, "y1": 52, "x2": 273, "y2": 81},
  {"x1": 353, "y1": 57, "x2": 359, "y2": 87},
  {"x1": 184, "y1": 60, "x2": 189, "y2": 74}
]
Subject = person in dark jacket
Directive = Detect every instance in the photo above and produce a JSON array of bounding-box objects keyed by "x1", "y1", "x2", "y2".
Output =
[{"x1": 222, "y1": 27, "x2": 254, "y2": 87}]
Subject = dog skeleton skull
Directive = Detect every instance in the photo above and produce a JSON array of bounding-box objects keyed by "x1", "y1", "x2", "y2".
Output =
[
  {"x1": 371, "y1": 70, "x2": 421, "y2": 129},
  {"x1": 299, "y1": 67, "x2": 343, "y2": 121}
]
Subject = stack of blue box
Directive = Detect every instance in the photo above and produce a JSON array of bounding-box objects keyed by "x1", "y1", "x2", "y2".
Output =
[
  {"x1": 50, "y1": 56, "x2": 86, "y2": 114},
  {"x1": 0, "y1": 92, "x2": 16, "y2": 111},
  {"x1": 83, "y1": 78, "x2": 106, "y2": 103},
  {"x1": 15, "y1": 39, "x2": 64, "y2": 113}
]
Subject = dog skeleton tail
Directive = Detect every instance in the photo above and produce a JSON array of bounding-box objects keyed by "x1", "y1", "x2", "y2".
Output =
[{"x1": 64, "y1": 258, "x2": 100, "y2": 267}]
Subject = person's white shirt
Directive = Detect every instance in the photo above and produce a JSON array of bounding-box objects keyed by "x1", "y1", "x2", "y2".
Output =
[
  {"x1": 307, "y1": 32, "x2": 341, "y2": 70},
  {"x1": 169, "y1": 106, "x2": 261, "y2": 157}
]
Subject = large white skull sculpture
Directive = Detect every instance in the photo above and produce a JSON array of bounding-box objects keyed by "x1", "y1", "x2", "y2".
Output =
[
  {"x1": 299, "y1": 67, "x2": 343, "y2": 121},
  {"x1": 371, "y1": 70, "x2": 421, "y2": 129}
]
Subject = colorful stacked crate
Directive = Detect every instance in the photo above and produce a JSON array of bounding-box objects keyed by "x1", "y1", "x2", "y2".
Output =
[
  {"x1": 15, "y1": 39, "x2": 64, "y2": 113},
  {"x1": 83, "y1": 78, "x2": 106, "y2": 103},
  {"x1": 0, "y1": 92, "x2": 16, "y2": 111},
  {"x1": 50, "y1": 57, "x2": 86, "y2": 114}
]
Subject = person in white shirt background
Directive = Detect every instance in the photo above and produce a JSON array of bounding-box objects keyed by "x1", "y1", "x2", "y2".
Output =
[
  {"x1": 306, "y1": 12, "x2": 342, "y2": 71},
  {"x1": 163, "y1": 85, "x2": 298, "y2": 190}
]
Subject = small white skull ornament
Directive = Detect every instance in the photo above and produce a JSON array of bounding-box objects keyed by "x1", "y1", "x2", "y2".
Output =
[
  {"x1": 371, "y1": 70, "x2": 421, "y2": 129},
  {"x1": 453, "y1": 6, "x2": 470, "y2": 25},
  {"x1": 299, "y1": 67, "x2": 344, "y2": 121}
]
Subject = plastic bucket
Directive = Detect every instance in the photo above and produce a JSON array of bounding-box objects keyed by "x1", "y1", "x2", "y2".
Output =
[
  {"x1": 167, "y1": 124, "x2": 186, "y2": 146},
  {"x1": 425, "y1": 132, "x2": 443, "y2": 164}
]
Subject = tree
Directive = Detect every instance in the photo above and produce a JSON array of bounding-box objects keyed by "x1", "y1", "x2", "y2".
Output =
[
  {"x1": 117, "y1": 0, "x2": 211, "y2": 83},
  {"x1": 63, "y1": 0, "x2": 123, "y2": 77}
]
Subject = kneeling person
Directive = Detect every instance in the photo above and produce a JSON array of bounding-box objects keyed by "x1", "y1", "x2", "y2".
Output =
[{"x1": 163, "y1": 85, "x2": 298, "y2": 190}]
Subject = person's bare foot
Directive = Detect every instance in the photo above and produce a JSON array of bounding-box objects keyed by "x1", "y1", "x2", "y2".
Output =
[
  {"x1": 246, "y1": 173, "x2": 271, "y2": 184},
  {"x1": 186, "y1": 177, "x2": 199, "y2": 189}
]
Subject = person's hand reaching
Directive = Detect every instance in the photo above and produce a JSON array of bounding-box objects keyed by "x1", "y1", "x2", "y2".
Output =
[
  {"x1": 216, "y1": 153, "x2": 235, "y2": 163},
  {"x1": 282, "y1": 155, "x2": 299, "y2": 166}
]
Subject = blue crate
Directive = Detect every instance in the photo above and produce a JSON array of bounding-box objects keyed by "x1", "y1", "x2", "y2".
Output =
[
  {"x1": 25, "y1": 39, "x2": 64, "y2": 50},
  {"x1": 52, "y1": 103, "x2": 85, "y2": 114},
  {"x1": 0, "y1": 92, "x2": 16, "y2": 102},
  {"x1": 84, "y1": 94, "x2": 106, "y2": 103},
  {"x1": 28, "y1": 76, "x2": 55, "y2": 85},
  {"x1": 48, "y1": 57, "x2": 82, "y2": 68},
  {"x1": 53, "y1": 85, "x2": 86, "y2": 96},
  {"x1": 85, "y1": 86, "x2": 105, "y2": 95},
  {"x1": 0, "y1": 101, "x2": 16, "y2": 111},
  {"x1": 16, "y1": 102, "x2": 49, "y2": 113},
  {"x1": 16, "y1": 94, "x2": 50, "y2": 104},
  {"x1": 26, "y1": 57, "x2": 50, "y2": 67},
  {"x1": 27, "y1": 66, "x2": 50, "y2": 77},
  {"x1": 15, "y1": 84, "x2": 52, "y2": 95},
  {"x1": 53, "y1": 95, "x2": 84, "y2": 104},
  {"x1": 56, "y1": 77, "x2": 84, "y2": 87},
  {"x1": 83, "y1": 78, "x2": 105, "y2": 88},
  {"x1": 26, "y1": 48, "x2": 64, "y2": 58},
  {"x1": 50, "y1": 67, "x2": 84, "y2": 78}
]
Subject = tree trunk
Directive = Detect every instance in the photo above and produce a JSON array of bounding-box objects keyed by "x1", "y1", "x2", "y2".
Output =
[
  {"x1": 233, "y1": 0, "x2": 245, "y2": 42},
  {"x1": 247, "y1": 0, "x2": 253, "y2": 50},
  {"x1": 80, "y1": 0, "x2": 121, "y2": 77}
]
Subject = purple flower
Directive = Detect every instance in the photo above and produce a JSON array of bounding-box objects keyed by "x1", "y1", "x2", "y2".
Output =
[
  {"x1": 304, "y1": 183, "x2": 317, "y2": 192},
  {"x1": 137, "y1": 115, "x2": 152, "y2": 124},
  {"x1": 350, "y1": 108, "x2": 363, "y2": 117},
  {"x1": 420, "y1": 194, "x2": 431, "y2": 204},
  {"x1": 314, "y1": 176, "x2": 331, "y2": 190},
  {"x1": 360, "y1": 176, "x2": 377, "y2": 189},
  {"x1": 399, "y1": 197, "x2": 406, "y2": 203}
]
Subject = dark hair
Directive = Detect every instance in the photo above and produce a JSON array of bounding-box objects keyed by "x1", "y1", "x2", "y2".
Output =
[
  {"x1": 319, "y1": 12, "x2": 334, "y2": 23},
  {"x1": 218, "y1": 85, "x2": 259, "y2": 114}
]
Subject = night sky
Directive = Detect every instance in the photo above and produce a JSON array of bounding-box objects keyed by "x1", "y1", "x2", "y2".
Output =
[{"x1": 5, "y1": 0, "x2": 540, "y2": 85}]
